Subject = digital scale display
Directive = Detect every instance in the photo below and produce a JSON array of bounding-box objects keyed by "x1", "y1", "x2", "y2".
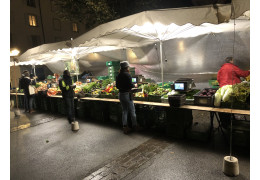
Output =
[
  {"x1": 132, "y1": 78, "x2": 137, "y2": 83},
  {"x1": 174, "y1": 83, "x2": 185, "y2": 90}
]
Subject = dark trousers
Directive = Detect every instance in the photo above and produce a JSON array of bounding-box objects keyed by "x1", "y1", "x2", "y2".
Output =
[
  {"x1": 24, "y1": 94, "x2": 34, "y2": 111},
  {"x1": 64, "y1": 97, "x2": 75, "y2": 123}
]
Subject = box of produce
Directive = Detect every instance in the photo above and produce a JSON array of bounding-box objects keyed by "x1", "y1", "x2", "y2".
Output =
[
  {"x1": 106, "y1": 61, "x2": 120, "y2": 67},
  {"x1": 193, "y1": 88, "x2": 217, "y2": 106},
  {"x1": 148, "y1": 95, "x2": 162, "y2": 102},
  {"x1": 134, "y1": 91, "x2": 148, "y2": 101},
  {"x1": 168, "y1": 94, "x2": 186, "y2": 107},
  {"x1": 208, "y1": 80, "x2": 219, "y2": 88}
]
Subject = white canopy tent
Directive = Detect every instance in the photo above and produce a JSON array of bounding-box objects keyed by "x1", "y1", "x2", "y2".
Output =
[{"x1": 14, "y1": 0, "x2": 250, "y2": 84}]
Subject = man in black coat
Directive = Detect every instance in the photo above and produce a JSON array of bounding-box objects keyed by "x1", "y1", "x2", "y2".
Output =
[
  {"x1": 19, "y1": 70, "x2": 36, "y2": 113},
  {"x1": 59, "y1": 70, "x2": 76, "y2": 124}
]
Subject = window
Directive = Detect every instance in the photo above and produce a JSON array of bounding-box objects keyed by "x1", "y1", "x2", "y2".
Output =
[
  {"x1": 27, "y1": 0, "x2": 36, "y2": 7},
  {"x1": 31, "y1": 35, "x2": 41, "y2": 47},
  {"x1": 53, "y1": 19, "x2": 61, "y2": 31},
  {"x1": 28, "y1": 15, "x2": 37, "y2": 26},
  {"x1": 72, "y1": 23, "x2": 78, "y2": 32}
]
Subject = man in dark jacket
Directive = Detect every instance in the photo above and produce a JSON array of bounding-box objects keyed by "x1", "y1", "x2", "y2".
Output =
[
  {"x1": 59, "y1": 70, "x2": 76, "y2": 124},
  {"x1": 116, "y1": 61, "x2": 140, "y2": 134},
  {"x1": 19, "y1": 70, "x2": 36, "y2": 113}
]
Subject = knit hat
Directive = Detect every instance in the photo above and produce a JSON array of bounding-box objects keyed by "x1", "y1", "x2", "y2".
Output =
[{"x1": 120, "y1": 61, "x2": 129, "y2": 69}]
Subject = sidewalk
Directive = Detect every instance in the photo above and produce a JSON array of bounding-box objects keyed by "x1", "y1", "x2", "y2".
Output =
[{"x1": 10, "y1": 108, "x2": 250, "y2": 180}]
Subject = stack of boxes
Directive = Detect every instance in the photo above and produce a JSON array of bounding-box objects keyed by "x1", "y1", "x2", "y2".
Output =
[
  {"x1": 106, "y1": 61, "x2": 120, "y2": 81},
  {"x1": 106, "y1": 61, "x2": 136, "y2": 81}
]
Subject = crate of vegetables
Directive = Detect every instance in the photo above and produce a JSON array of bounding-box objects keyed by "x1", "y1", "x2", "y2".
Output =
[{"x1": 193, "y1": 88, "x2": 217, "y2": 106}]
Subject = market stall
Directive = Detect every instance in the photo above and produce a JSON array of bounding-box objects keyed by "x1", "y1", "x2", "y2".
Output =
[{"x1": 10, "y1": 0, "x2": 250, "y2": 148}]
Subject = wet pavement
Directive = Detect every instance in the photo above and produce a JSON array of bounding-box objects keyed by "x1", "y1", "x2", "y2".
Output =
[{"x1": 10, "y1": 108, "x2": 250, "y2": 180}]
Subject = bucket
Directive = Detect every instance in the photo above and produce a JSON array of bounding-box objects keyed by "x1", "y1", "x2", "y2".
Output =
[{"x1": 71, "y1": 121, "x2": 79, "y2": 131}]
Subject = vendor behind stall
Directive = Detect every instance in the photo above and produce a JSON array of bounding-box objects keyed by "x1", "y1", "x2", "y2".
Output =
[
  {"x1": 217, "y1": 57, "x2": 250, "y2": 87},
  {"x1": 217, "y1": 57, "x2": 250, "y2": 128},
  {"x1": 47, "y1": 75, "x2": 58, "y2": 88}
]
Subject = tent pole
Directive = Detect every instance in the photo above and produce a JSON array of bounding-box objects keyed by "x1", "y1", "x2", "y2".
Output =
[
  {"x1": 33, "y1": 65, "x2": 37, "y2": 83},
  {"x1": 159, "y1": 40, "x2": 164, "y2": 86},
  {"x1": 14, "y1": 60, "x2": 19, "y2": 110}
]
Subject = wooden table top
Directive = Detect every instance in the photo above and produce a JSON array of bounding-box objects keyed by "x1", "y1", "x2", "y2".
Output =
[{"x1": 10, "y1": 93, "x2": 250, "y2": 115}]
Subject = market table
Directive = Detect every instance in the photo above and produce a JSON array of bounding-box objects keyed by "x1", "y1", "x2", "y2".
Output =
[
  {"x1": 10, "y1": 93, "x2": 250, "y2": 140},
  {"x1": 10, "y1": 93, "x2": 250, "y2": 115}
]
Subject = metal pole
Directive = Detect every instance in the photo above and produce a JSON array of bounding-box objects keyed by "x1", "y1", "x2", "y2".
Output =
[
  {"x1": 33, "y1": 65, "x2": 37, "y2": 83},
  {"x1": 13, "y1": 60, "x2": 19, "y2": 109},
  {"x1": 159, "y1": 40, "x2": 164, "y2": 86}
]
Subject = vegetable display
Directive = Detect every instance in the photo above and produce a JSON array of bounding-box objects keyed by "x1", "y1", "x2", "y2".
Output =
[
  {"x1": 47, "y1": 88, "x2": 58, "y2": 96},
  {"x1": 36, "y1": 82, "x2": 48, "y2": 91},
  {"x1": 82, "y1": 82, "x2": 99, "y2": 93},
  {"x1": 198, "y1": 89, "x2": 217, "y2": 97},
  {"x1": 214, "y1": 82, "x2": 250, "y2": 107}
]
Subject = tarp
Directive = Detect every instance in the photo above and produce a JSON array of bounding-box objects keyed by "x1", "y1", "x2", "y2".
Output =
[{"x1": 13, "y1": 1, "x2": 250, "y2": 85}]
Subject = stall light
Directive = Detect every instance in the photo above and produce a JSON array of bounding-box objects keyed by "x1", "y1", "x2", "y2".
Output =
[
  {"x1": 178, "y1": 41, "x2": 185, "y2": 52},
  {"x1": 10, "y1": 49, "x2": 20, "y2": 56}
]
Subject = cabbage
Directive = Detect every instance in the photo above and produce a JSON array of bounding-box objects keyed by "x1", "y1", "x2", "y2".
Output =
[
  {"x1": 222, "y1": 86, "x2": 233, "y2": 102},
  {"x1": 220, "y1": 85, "x2": 232, "y2": 97},
  {"x1": 214, "y1": 91, "x2": 222, "y2": 107}
]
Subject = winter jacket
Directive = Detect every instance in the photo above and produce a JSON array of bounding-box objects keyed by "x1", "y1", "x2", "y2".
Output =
[
  {"x1": 59, "y1": 75, "x2": 75, "y2": 98},
  {"x1": 19, "y1": 76, "x2": 36, "y2": 96},
  {"x1": 116, "y1": 72, "x2": 135, "y2": 93},
  {"x1": 217, "y1": 63, "x2": 250, "y2": 87}
]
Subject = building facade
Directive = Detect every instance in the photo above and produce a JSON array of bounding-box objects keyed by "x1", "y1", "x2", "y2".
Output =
[{"x1": 10, "y1": 0, "x2": 87, "y2": 54}]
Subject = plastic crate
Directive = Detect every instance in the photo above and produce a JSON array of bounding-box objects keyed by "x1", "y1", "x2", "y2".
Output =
[
  {"x1": 106, "y1": 61, "x2": 120, "y2": 67},
  {"x1": 208, "y1": 80, "x2": 219, "y2": 88},
  {"x1": 193, "y1": 88, "x2": 218, "y2": 107},
  {"x1": 97, "y1": 76, "x2": 109, "y2": 80},
  {"x1": 148, "y1": 95, "x2": 162, "y2": 102},
  {"x1": 133, "y1": 97, "x2": 148, "y2": 101},
  {"x1": 108, "y1": 66, "x2": 120, "y2": 72},
  {"x1": 168, "y1": 94, "x2": 186, "y2": 107}
]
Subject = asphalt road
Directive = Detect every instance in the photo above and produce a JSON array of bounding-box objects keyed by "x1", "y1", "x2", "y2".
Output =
[{"x1": 10, "y1": 110, "x2": 250, "y2": 180}]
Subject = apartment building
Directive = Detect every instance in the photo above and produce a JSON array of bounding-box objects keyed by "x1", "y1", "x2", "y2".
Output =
[{"x1": 10, "y1": 0, "x2": 86, "y2": 54}]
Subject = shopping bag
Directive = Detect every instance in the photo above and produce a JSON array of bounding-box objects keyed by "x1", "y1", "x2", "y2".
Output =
[{"x1": 29, "y1": 85, "x2": 36, "y2": 95}]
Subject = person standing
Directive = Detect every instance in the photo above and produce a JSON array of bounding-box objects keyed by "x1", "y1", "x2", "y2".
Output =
[
  {"x1": 217, "y1": 57, "x2": 250, "y2": 128},
  {"x1": 19, "y1": 70, "x2": 36, "y2": 113},
  {"x1": 59, "y1": 70, "x2": 76, "y2": 124},
  {"x1": 217, "y1": 57, "x2": 250, "y2": 87},
  {"x1": 116, "y1": 61, "x2": 140, "y2": 134}
]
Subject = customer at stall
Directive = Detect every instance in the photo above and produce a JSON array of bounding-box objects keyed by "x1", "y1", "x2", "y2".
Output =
[
  {"x1": 19, "y1": 70, "x2": 36, "y2": 113},
  {"x1": 116, "y1": 61, "x2": 141, "y2": 134},
  {"x1": 217, "y1": 57, "x2": 250, "y2": 128},
  {"x1": 217, "y1": 57, "x2": 250, "y2": 87},
  {"x1": 59, "y1": 70, "x2": 76, "y2": 124}
]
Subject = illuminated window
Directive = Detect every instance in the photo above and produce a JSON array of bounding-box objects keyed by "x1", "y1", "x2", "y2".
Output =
[
  {"x1": 27, "y1": 0, "x2": 36, "y2": 7},
  {"x1": 28, "y1": 15, "x2": 37, "y2": 26},
  {"x1": 72, "y1": 23, "x2": 78, "y2": 32}
]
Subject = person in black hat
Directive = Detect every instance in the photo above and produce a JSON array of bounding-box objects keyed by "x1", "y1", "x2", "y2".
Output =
[
  {"x1": 59, "y1": 70, "x2": 76, "y2": 124},
  {"x1": 116, "y1": 61, "x2": 141, "y2": 134}
]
